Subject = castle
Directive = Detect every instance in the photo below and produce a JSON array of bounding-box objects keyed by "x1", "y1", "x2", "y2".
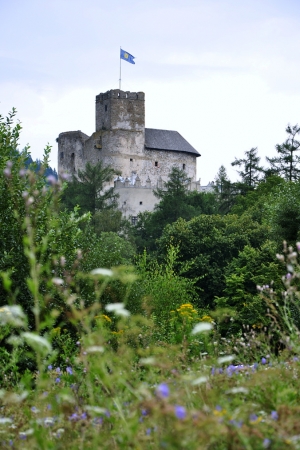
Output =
[{"x1": 57, "y1": 89, "x2": 201, "y2": 221}]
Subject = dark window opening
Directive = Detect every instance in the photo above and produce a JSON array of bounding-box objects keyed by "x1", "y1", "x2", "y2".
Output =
[
  {"x1": 105, "y1": 105, "x2": 108, "y2": 112},
  {"x1": 155, "y1": 161, "x2": 158, "y2": 167},
  {"x1": 60, "y1": 152, "x2": 64, "y2": 159},
  {"x1": 130, "y1": 158, "x2": 133, "y2": 162},
  {"x1": 183, "y1": 163, "x2": 186, "y2": 170},
  {"x1": 131, "y1": 216, "x2": 138, "y2": 225},
  {"x1": 124, "y1": 201, "x2": 126, "y2": 205},
  {"x1": 139, "y1": 201, "x2": 143, "y2": 205}
]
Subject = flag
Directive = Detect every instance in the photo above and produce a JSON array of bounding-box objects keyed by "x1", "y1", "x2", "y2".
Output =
[{"x1": 120, "y1": 48, "x2": 135, "y2": 64}]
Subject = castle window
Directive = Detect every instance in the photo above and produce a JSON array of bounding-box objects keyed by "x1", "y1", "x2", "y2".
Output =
[
  {"x1": 130, "y1": 158, "x2": 133, "y2": 162},
  {"x1": 183, "y1": 163, "x2": 186, "y2": 170},
  {"x1": 155, "y1": 161, "x2": 158, "y2": 167},
  {"x1": 139, "y1": 201, "x2": 143, "y2": 205},
  {"x1": 124, "y1": 201, "x2": 126, "y2": 205},
  {"x1": 60, "y1": 152, "x2": 64, "y2": 160},
  {"x1": 131, "y1": 216, "x2": 138, "y2": 226},
  {"x1": 105, "y1": 105, "x2": 107, "y2": 112}
]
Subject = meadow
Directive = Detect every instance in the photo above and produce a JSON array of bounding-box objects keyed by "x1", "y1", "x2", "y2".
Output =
[{"x1": 1, "y1": 111, "x2": 300, "y2": 449}]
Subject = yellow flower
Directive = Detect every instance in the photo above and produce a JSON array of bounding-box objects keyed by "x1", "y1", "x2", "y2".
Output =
[
  {"x1": 51, "y1": 327, "x2": 61, "y2": 335},
  {"x1": 200, "y1": 315, "x2": 213, "y2": 323}
]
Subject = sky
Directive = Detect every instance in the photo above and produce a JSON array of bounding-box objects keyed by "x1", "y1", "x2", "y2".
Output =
[{"x1": 1, "y1": 0, "x2": 300, "y2": 185}]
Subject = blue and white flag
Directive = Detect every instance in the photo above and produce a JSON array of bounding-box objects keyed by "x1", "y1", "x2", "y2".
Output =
[{"x1": 120, "y1": 48, "x2": 135, "y2": 64}]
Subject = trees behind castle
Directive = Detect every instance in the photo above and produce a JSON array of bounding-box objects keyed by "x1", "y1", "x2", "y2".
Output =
[
  {"x1": 61, "y1": 161, "x2": 121, "y2": 232},
  {"x1": 266, "y1": 124, "x2": 300, "y2": 181}
]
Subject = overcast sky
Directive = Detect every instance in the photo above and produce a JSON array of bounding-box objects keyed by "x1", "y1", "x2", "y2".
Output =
[{"x1": 1, "y1": 0, "x2": 300, "y2": 185}]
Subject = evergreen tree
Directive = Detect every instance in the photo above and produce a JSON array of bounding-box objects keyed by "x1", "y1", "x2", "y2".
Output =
[
  {"x1": 231, "y1": 147, "x2": 263, "y2": 189},
  {"x1": 214, "y1": 165, "x2": 236, "y2": 214},
  {"x1": 153, "y1": 167, "x2": 194, "y2": 224},
  {"x1": 62, "y1": 161, "x2": 119, "y2": 220},
  {"x1": 266, "y1": 124, "x2": 300, "y2": 181}
]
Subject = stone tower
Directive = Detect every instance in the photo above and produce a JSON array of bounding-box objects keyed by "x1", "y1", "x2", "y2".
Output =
[
  {"x1": 57, "y1": 88, "x2": 201, "y2": 219},
  {"x1": 94, "y1": 90, "x2": 145, "y2": 178}
]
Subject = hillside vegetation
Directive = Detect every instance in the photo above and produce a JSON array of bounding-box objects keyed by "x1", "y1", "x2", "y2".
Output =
[{"x1": 1, "y1": 111, "x2": 300, "y2": 449}]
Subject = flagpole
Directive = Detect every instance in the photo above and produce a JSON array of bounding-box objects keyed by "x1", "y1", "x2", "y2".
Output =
[{"x1": 119, "y1": 46, "x2": 121, "y2": 90}]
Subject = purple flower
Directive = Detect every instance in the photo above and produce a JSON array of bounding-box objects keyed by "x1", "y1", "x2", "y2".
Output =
[
  {"x1": 66, "y1": 367, "x2": 73, "y2": 375},
  {"x1": 55, "y1": 377, "x2": 61, "y2": 383},
  {"x1": 249, "y1": 414, "x2": 258, "y2": 422},
  {"x1": 47, "y1": 175, "x2": 57, "y2": 185},
  {"x1": 229, "y1": 419, "x2": 243, "y2": 428},
  {"x1": 215, "y1": 405, "x2": 222, "y2": 411},
  {"x1": 174, "y1": 405, "x2": 186, "y2": 420},
  {"x1": 93, "y1": 417, "x2": 103, "y2": 425},
  {"x1": 47, "y1": 365, "x2": 53, "y2": 370},
  {"x1": 263, "y1": 438, "x2": 271, "y2": 448},
  {"x1": 271, "y1": 411, "x2": 278, "y2": 420},
  {"x1": 81, "y1": 412, "x2": 87, "y2": 420},
  {"x1": 56, "y1": 367, "x2": 61, "y2": 374},
  {"x1": 69, "y1": 413, "x2": 79, "y2": 421},
  {"x1": 156, "y1": 383, "x2": 169, "y2": 398},
  {"x1": 261, "y1": 357, "x2": 267, "y2": 365}
]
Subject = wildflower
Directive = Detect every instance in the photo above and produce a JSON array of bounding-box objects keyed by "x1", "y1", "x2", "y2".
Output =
[
  {"x1": 249, "y1": 414, "x2": 262, "y2": 424},
  {"x1": 55, "y1": 377, "x2": 61, "y2": 383},
  {"x1": 81, "y1": 412, "x2": 87, "y2": 420},
  {"x1": 261, "y1": 357, "x2": 267, "y2": 365},
  {"x1": 263, "y1": 438, "x2": 271, "y2": 448},
  {"x1": 66, "y1": 367, "x2": 73, "y2": 375},
  {"x1": 229, "y1": 419, "x2": 243, "y2": 428},
  {"x1": 93, "y1": 417, "x2": 103, "y2": 425},
  {"x1": 69, "y1": 413, "x2": 79, "y2": 421},
  {"x1": 47, "y1": 365, "x2": 53, "y2": 371},
  {"x1": 56, "y1": 367, "x2": 61, "y2": 373},
  {"x1": 47, "y1": 175, "x2": 58, "y2": 185},
  {"x1": 174, "y1": 405, "x2": 186, "y2": 420},
  {"x1": 156, "y1": 383, "x2": 169, "y2": 398},
  {"x1": 271, "y1": 411, "x2": 278, "y2": 421}
]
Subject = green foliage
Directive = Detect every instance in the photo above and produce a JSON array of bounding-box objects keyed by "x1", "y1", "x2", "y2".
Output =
[
  {"x1": 133, "y1": 246, "x2": 199, "y2": 340},
  {"x1": 61, "y1": 161, "x2": 119, "y2": 229},
  {"x1": 215, "y1": 241, "x2": 283, "y2": 335},
  {"x1": 132, "y1": 167, "x2": 219, "y2": 251},
  {"x1": 231, "y1": 147, "x2": 263, "y2": 189},
  {"x1": 158, "y1": 214, "x2": 269, "y2": 307},
  {"x1": 266, "y1": 124, "x2": 300, "y2": 181},
  {"x1": 213, "y1": 165, "x2": 237, "y2": 214},
  {"x1": 263, "y1": 181, "x2": 300, "y2": 245}
]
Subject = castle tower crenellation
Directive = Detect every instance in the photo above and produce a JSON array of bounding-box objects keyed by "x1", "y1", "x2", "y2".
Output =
[{"x1": 95, "y1": 89, "x2": 145, "y2": 132}]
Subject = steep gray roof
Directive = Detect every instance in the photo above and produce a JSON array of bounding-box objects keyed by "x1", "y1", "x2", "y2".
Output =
[{"x1": 145, "y1": 128, "x2": 200, "y2": 157}]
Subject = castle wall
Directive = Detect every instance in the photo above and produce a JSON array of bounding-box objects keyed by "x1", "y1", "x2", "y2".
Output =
[
  {"x1": 57, "y1": 131, "x2": 89, "y2": 176},
  {"x1": 115, "y1": 185, "x2": 158, "y2": 218},
  {"x1": 140, "y1": 149, "x2": 197, "y2": 185}
]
